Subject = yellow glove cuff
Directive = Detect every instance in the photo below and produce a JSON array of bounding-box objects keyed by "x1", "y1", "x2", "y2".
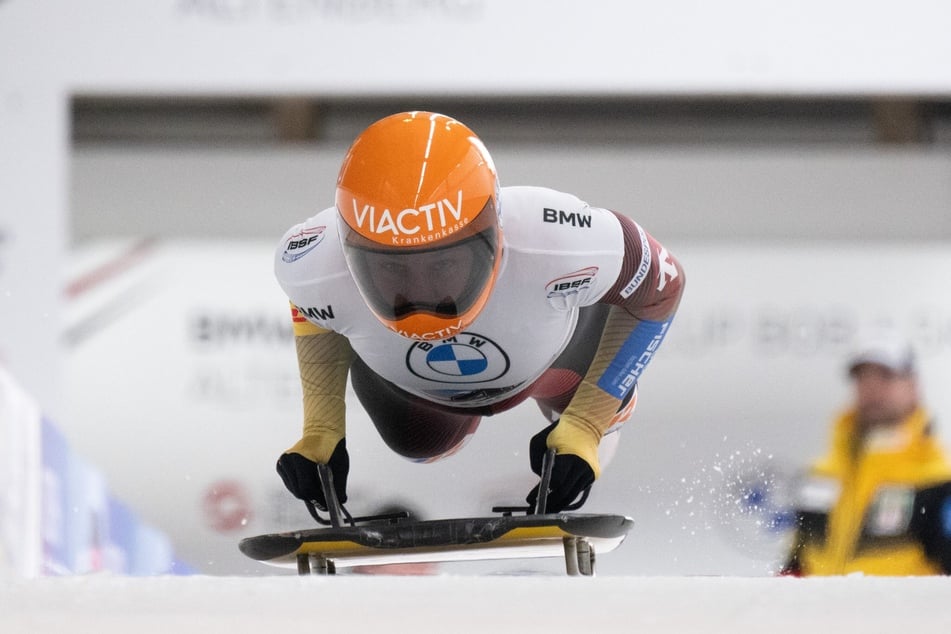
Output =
[
  {"x1": 547, "y1": 414, "x2": 603, "y2": 479},
  {"x1": 285, "y1": 433, "x2": 343, "y2": 465}
]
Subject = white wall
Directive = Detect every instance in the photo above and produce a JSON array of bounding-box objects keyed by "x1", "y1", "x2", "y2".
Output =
[
  {"x1": 70, "y1": 144, "x2": 951, "y2": 243},
  {"x1": 6, "y1": 1, "x2": 951, "y2": 95}
]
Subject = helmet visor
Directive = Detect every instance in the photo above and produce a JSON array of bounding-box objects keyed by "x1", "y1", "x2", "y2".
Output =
[{"x1": 341, "y1": 199, "x2": 500, "y2": 323}]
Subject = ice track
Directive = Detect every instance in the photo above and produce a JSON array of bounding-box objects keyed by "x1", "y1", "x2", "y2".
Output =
[{"x1": 3, "y1": 575, "x2": 951, "y2": 633}]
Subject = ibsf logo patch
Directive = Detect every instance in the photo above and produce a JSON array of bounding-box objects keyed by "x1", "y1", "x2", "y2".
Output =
[
  {"x1": 282, "y1": 226, "x2": 326, "y2": 263},
  {"x1": 546, "y1": 266, "x2": 598, "y2": 310},
  {"x1": 546, "y1": 266, "x2": 598, "y2": 297},
  {"x1": 406, "y1": 332, "x2": 509, "y2": 383}
]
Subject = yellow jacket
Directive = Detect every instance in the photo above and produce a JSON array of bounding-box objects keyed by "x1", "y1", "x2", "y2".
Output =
[{"x1": 785, "y1": 406, "x2": 951, "y2": 576}]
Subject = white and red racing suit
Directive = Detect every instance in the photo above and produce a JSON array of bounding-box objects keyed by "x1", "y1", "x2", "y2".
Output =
[{"x1": 275, "y1": 185, "x2": 684, "y2": 475}]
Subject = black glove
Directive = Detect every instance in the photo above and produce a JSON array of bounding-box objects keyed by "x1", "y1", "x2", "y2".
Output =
[
  {"x1": 525, "y1": 422, "x2": 595, "y2": 513},
  {"x1": 276, "y1": 438, "x2": 349, "y2": 510}
]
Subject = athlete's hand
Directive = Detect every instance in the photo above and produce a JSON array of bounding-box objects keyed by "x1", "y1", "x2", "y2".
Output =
[
  {"x1": 525, "y1": 422, "x2": 596, "y2": 513},
  {"x1": 276, "y1": 438, "x2": 349, "y2": 510}
]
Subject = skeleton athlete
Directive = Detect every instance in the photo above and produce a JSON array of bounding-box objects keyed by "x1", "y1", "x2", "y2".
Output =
[{"x1": 274, "y1": 111, "x2": 685, "y2": 513}]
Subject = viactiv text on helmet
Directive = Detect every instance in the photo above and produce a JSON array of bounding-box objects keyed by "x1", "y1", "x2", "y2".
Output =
[{"x1": 346, "y1": 189, "x2": 478, "y2": 246}]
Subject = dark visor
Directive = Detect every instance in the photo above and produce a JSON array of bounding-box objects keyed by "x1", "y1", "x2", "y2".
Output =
[{"x1": 345, "y1": 227, "x2": 498, "y2": 321}]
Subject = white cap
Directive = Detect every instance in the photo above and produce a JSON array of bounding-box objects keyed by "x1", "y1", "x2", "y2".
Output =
[{"x1": 847, "y1": 327, "x2": 916, "y2": 376}]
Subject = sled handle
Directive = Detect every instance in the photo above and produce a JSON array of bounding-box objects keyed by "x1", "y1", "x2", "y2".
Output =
[
  {"x1": 305, "y1": 500, "x2": 409, "y2": 527},
  {"x1": 534, "y1": 448, "x2": 556, "y2": 515},
  {"x1": 316, "y1": 463, "x2": 344, "y2": 527},
  {"x1": 492, "y1": 448, "x2": 591, "y2": 516},
  {"x1": 305, "y1": 465, "x2": 413, "y2": 528}
]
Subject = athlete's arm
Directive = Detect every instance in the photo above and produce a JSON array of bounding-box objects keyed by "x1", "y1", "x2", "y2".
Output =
[
  {"x1": 285, "y1": 325, "x2": 352, "y2": 462},
  {"x1": 275, "y1": 304, "x2": 354, "y2": 507},
  {"x1": 544, "y1": 213, "x2": 685, "y2": 476}
]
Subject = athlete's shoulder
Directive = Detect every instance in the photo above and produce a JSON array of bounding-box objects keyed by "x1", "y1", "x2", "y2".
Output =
[
  {"x1": 274, "y1": 207, "x2": 347, "y2": 286},
  {"x1": 499, "y1": 185, "x2": 622, "y2": 250},
  {"x1": 500, "y1": 185, "x2": 587, "y2": 213}
]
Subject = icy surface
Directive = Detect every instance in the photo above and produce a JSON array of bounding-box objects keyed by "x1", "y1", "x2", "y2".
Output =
[{"x1": 3, "y1": 575, "x2": 951, "y2": 633}]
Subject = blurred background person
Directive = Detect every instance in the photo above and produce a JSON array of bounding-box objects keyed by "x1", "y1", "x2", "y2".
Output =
[{"x1": 782, "y1": 327, "x2": 951, "y2": 576}]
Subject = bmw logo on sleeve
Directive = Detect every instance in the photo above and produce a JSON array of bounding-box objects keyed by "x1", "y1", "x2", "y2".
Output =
[{"x1": 406, "y1": 332, "x2": 509, "y2": 383}]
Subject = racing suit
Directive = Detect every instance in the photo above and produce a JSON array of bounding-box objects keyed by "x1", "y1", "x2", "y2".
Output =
[{"x1": 275, "y1": 185, "x2": 684, "y2": 499}]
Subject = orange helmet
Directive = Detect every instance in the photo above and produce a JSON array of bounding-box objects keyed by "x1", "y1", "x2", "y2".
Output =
[{"x1": 335, "y1": 111, "x2": 503, "y2": 340}]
